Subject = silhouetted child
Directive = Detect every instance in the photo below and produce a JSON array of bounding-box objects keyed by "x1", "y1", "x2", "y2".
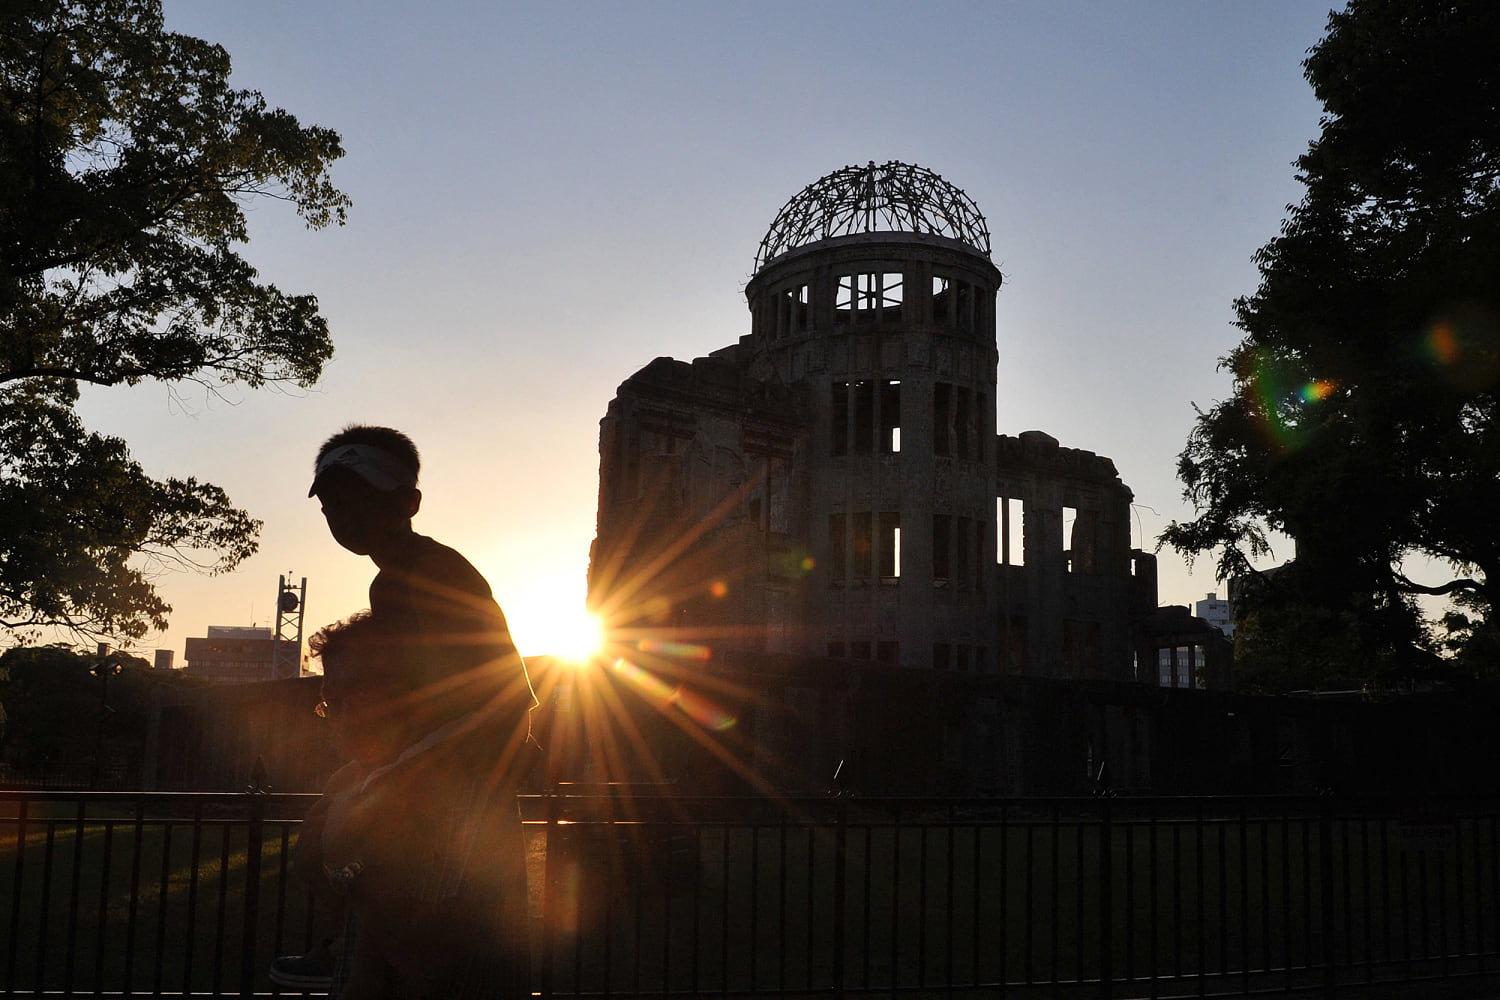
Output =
[{"x1": 300, "y1": 612, "x2": 532, "y2": 1000}]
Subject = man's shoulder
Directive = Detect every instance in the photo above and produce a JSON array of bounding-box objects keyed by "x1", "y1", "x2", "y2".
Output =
[{"x1": 395, "y1": 534, "x2": 493, "y2": 597}]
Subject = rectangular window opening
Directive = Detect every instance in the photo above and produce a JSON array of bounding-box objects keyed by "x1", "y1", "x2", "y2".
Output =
[
  {"x1": 828, "y1": 513, "x2": 846, "y2": 586},
  {"x1": 934, "y1": 383, "x2": 953, "y2": 457},
  {"x1": 778, "y1": 284, "x2": 808, "y2": 338},
  {"x1": 879, "y1": 512, "x2": 901, "y2": 581},
  {"x1": 880, "y1": 380, "x2": 901, "y2": 454},
  {"x1": 852, "y1": 511, "x2": 873, "y2": 583},
  {"x1": 956, "y1": 387, "x2": 972, "y2": 460},
  {"x1": 956, "y1": 516, "x2": 971, "y2": 590},
  {"x1": 835, "y1": 275, "x2": 855, "y2": 325},
  {"x1": 831, "y1": 382, "x2": 849, "y2": 456},
  {"x1": 1063, "y1": 506, "x2": 1079, "y2": 572},
  {"x1": 933, "y1": 514, "x2": 951, "y2": 585},
  {"x1": 998, "y1": 497, "x2": 1024, "y2": 566},
  {"x1": 881, "y1": 272, "x2": 903, "y2": 321},
  {"x1": 932, "y1": 276, "x2": 951, "y2": 325},
  {"x1": 853, "y1": 380, "x2": 875, "y2": 454},
  {"x1": 1071, "y1": 508, "x2": 1099, "y2": 575}
]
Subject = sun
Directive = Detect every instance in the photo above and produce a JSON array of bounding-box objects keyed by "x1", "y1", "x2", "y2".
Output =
[{"x1": 509, "y1": 602, "x2": 606, "y2": 663}]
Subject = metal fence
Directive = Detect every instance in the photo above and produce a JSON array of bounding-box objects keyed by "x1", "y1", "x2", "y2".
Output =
[{"x1": 2, "y1": 789, "x2": 1498, "y2": 998}]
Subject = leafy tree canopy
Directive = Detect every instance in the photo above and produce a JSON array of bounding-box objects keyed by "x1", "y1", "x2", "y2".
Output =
[
  {"x1": 1, "y1": 0, "x2": 347, "y2": 641},
  {"x1": 1162, "y1": 0, "x2": 1500, "y2": 688}
]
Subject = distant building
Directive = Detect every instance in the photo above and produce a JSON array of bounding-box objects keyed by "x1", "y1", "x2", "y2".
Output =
[
  {"x1": 1195, "y1": 591, "x2": 1234, "y2": 638},
  {"x1": 183, "y1": 626, "x2": 300, "y2": 683},
  {"x1": 590, "y1": 161, "x2": 1166, "y2": 680}
]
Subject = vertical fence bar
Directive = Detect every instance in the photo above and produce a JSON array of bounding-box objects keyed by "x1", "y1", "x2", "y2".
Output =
[
  {"x1": 123, "y1": 796, "x2": 144, "y2": 994},
  {"x1": 890, "y1": 814, "x2": 903, "y2": 993},
  {"x1": 834, "y1": 797, "x2": 846, "y2": 1000},
  {"x1": 1099, "y1": 796, "x2": 1113, "y2": 1000},
  {"x1": 1281, "y1": 801, "x2": 1293, "y2": 992},
  {"x1": 1148, "y1": 801, "x2": 1158, "y2": 1000},
  {"x1": 152, "y1": 822, "x2": 172, "y2": 992},
  {"x1": 777, "y1": 817, "x2": 787, "y2": 993},
  {"x1": 1124, "y1": 814, "x2": 1135, "y2": 986},
  {"x1": 64, "y1": 798, "x2": 85, "y2": 995},
  {"x1": 6, "y1": 796, "x2": 28, "y2": 990},
  {"x1": 1474, "y1": 810, "x2": 1489, "y2": 974},
  {"x1": 186, "y1": 801, "x2": 204, "y2": 991},
  {"x1": 1319, "y1": 793, "x2": 1336, "y2": 1000},
  {"x1": 1239, "y1": 802, "x2": 1249, "y2": 992},
  {"x1": 971, "y1": 808, "x2": 983, "y2": 992},
  {"x1": 1050, "y1": 802, "x2": 1061, "y2": 990},
  {"x1": 212, "y1": 820, "x2": 230, "y2": 994},
  {"x1": 94, "y1": 818, "x2": 115, "y2": 992},
  {"x1": 1360, "y1": 809, "x2": 1372, "y2": 984},
  {"x1": 804, "y1": 822, "x2": 815, "y2": 995},
  {"x1": 999, "y1": 802, "x2": 1010, "y2": 994},
  {"x1": 539, "y1": 790, "x2": 558, "y2": 1000},
  {"x1": 37, "y1": 820, "x2": 56, "y2": 989},
  {"x1": 272, "y1": 824, "x2": 291, "y2": 960},
  {"x1": 241, "y1": 789, "x2": 265, "y2": 997},
  {"x1": 945, "y1": 804, "x2": 955, "y2": 994},
  {"x1": 918, "y1": 820, "x2": 929, "y2": 990},
  {"x1": 665, "y1": 816, "x2": 677, "y2": 996},
  {"x1": 11, "y1": 790, "x2": 1500, "y2": 999},
  {"x1": 1075, "y1": 808, "x2": 1085, "y2": 988}
]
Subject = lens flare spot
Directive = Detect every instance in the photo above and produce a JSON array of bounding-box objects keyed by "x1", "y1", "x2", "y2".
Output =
[
  {"x1": 1427, "y1": 322, "x2": 1461, "y2": 365},
  {"x1": 709, "y1": 580, "x2": 728, "y2": 599},
  {"x1": 1299, "y1": 379, "x2": 1337, "y2": 403},
  {"x1": 610, "y1": 658, "x2": 737, "y2": 730},
  {"x1": 673, "y1": 686, "x2": 737, "y2": 731},
  {"x1": 779, "y1": 550, "x2": 815, "y2": 577},
  {"x1": 636, "y1": 639, "x2": 712, "y2": 660},
  {"x1": 1242, "y1": 349, "x2": 1333, "y2": 453}
]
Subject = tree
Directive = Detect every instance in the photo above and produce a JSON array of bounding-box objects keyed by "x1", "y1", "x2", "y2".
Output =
[
  {"x1": 1, "y1": 0, "x2": 348, "y2": 640},
  {"x1": 1162, "y1": 0, "x2": 1500, "y2": 688}
]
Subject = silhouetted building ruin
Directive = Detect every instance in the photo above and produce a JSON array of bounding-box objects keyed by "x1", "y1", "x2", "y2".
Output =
[{"x1": 590, "y1": 161, "x2": 1174, "y2": 681}]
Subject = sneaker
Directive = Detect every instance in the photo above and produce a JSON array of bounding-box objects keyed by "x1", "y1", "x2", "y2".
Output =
[{"x1": 269, "y1": 938, "x2": 335, "y2": 991}]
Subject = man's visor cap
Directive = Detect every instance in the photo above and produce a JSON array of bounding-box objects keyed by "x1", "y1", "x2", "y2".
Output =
[{"x1": 309, "y1": 445, "x2": 417, "y2": 497}]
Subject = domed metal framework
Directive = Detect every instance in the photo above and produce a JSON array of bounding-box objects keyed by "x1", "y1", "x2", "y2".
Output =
[{"x1": 754, "y1": 160, "x2": 991, "y2": 271}]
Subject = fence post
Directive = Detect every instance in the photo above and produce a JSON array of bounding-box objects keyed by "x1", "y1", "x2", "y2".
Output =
[
  {"x1": 1098, "y1": 796, "x2": 1113, "y2": 1000},
  {"x1": 1319, "y1": 791, "x2": 1336, "y2": 1000},
  {"x1": 242, "y1": 761, "x2": 268, "y2": 996}
]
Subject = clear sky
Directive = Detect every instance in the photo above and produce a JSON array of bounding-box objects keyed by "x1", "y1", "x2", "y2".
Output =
[{"x1": 83, "y1": 1, "x2": 1337, "y2": 663}]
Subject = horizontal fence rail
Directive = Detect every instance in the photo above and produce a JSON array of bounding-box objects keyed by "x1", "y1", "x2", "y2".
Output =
[{"x1": 2, "y1": 790, "x2": 1498, "y2": 998}]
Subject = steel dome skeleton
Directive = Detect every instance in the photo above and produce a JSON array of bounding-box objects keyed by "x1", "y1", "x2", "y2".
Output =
[{"x1": 754, "y1": 161, "x2": 992, "y2": 271}]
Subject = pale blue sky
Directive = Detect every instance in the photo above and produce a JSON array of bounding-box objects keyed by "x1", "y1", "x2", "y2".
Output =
[{"x1": 85, "y1": 1, "x2": 1335, "y2": 659}]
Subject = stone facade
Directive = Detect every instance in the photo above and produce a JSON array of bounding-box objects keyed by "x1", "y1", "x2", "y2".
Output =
[{"x1": 590, "y1": 162, "x2": 1162, "y2": 682}]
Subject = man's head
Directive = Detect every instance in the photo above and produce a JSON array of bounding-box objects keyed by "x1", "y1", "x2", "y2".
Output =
[{"x1": 309, "y1": 426, "x2": 422, "y2": 555}]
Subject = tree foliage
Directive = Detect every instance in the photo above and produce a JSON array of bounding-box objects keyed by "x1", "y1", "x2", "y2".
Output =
[
  {"x1": 0, "y1": 0, "x2": 347, "y2": 640},
  {"x1": 1162, "y1": 0, "x2": 1500, "y2": 687}
]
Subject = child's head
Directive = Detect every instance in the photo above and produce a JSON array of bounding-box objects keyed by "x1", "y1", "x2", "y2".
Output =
[
  {"x1": 311, "y1": 612, "x2": 424, "y2": 765},
  {"x1": 308, "y1": 426, "x2": 422, "y2": 555}
]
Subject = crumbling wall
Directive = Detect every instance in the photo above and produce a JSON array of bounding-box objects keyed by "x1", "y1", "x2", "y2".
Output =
[{"x1": 994, "y1": 430, "x2": 1138, "y2": 681}]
